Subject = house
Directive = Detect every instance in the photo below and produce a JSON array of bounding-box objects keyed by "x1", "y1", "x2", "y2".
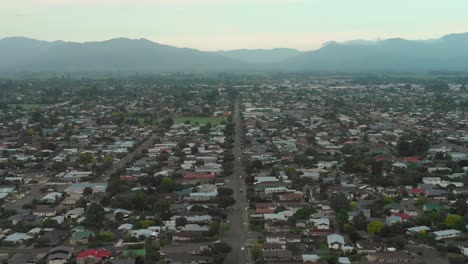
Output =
[
  {"x1": 356, "y1": 241, "x2": 379, "y2": 254},
  {"x1": 33, "y1": 205, "x2": 57, "y2": 217},
  {"x1": 408, "y1": 187, "x2": 426, "y2": 197},
  {"x1": 310, "y1": 217, "x2": 330, "y2": 230},
  {"x1": 62, "y1": 194, "x2": 81, "y2": 206},
  {"x1": 8, "y1": 252, "x2": 47, "y2": 264},
  {"x1": 406, "y1": 226, "x2": 430, "y2": 235},
  {"x1": 302, "y1": 254, "x2": 320, "y2": 262},
  {"x1": 385, "y1": 215, "x2": 402, "y2": 225},
  {"x1": 182, "y1": 224, "x2": 210, "y2": 232},
  {"x1": 41, "y1": 192, "x2": 64, "y2": 203},
  {"x1": 262, "y1": 250, "x2": 293, "y2": 262},
  {"x1": 76, "y1": 249, "x2": 112, "y2": 264},
  {"x1": 327, "y1": 234, "x2": 345, "y2": 250},
  {"x1": 172, "y1": 231, "x2": 201, "y2": 242},
  {"x1": 265, "y1": 233, "x2": 301, "y2": 244},
  {"x1": 338, "y1": 257, "x2": 351, "y2": 264},
  {"x1": 423, "y1": 203, "x2": 447, "y2": 212},
  {"x1": 163, "y1": 252, "x2": 211, "y2": 264},
  {"x1": 130, "y1": 229, "x2": 158, "y2": 239},
  {"x1": 48, "y1": 246, "x2": 72, "y2": 264},
  {"x1": 367, "y1": 252, "x2": 410, "y2": 263},
  {"x1": 422, "y1": 177, "x2": 442, "y2": 185},
  {"x1": 433, "y1": 229, "x2": 462, "y2": 240},
  {"x1": 65, "y1": 207, "x2": 85, "y2": 219},
  {"x1": 64, "y1": 182, "x2": 107, "y2": 195},
  {"x1": 71, "y1": 229, "x2": 93, "y2": 245},
  {"x1": 118, "y1": 223, "x2": 133, "y2": 232},
  {"x1": 4, "y1": 233, "x2": 33, "y2": 244},
  {"x1": 182, "y1": 173, "x2": 215, "y2": 184}
]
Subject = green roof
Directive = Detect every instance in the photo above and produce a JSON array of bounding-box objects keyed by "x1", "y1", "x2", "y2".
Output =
[
  {"x1": 72, "y1": 230, "x2": 93, "y2": 240},
  {"x1": 423, "y1": 203, "x2": 443, "y2": 211}
]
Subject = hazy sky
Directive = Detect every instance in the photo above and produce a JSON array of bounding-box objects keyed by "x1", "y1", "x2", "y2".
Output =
[{"x1": 1, "y1": 0, "x2": 468, "y2": 51}]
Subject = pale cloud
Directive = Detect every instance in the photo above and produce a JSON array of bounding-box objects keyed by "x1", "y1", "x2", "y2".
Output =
[
  {"x1": 154, "y1": 31, "x2": 390, "y2": 51},
  {"x1": 36, "y1": 0, "x2": 234, "y2": 5}
]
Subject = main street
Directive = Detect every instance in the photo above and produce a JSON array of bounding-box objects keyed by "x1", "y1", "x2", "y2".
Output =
[{"x1": 223, "y1": 96, "x2": 250, "y2": 264}]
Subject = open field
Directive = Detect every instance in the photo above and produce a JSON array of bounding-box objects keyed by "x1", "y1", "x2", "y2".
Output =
[{"x1": 9, "y1": 104, "x2": 46, "y2": 109}]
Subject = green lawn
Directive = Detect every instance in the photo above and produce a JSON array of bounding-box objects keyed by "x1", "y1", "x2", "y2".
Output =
[
  {"x1": 122, "y1": 249, "x2": 146, "y2": 257},
  {"x1": 9, "y1": 104, "x2": 46, "y2": 110}
]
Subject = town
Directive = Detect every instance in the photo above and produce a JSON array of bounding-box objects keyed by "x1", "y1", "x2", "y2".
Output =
[{"x1": 1, "y1": 75, "x2": 468, "y2": 264}]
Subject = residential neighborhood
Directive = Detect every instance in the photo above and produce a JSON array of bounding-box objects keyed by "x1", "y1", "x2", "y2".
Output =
[{"x1": 1, "y1": 75, "x2": 468, "y2": 264}]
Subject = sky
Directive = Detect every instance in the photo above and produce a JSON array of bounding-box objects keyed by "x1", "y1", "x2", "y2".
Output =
[{"x1": 1, "y1": 0, "x2": 468, "y2": 51}]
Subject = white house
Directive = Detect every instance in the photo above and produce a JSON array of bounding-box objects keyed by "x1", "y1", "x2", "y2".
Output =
[
  {"x1": 433, "y1": 229, "x2": 462, "y2": 240},
  {"x1": 422, "y1": 177, "x2": 441, "y2": 185},
  {"x1": 327, "y1": 234, "x2": 345, "y2": 249},
  {"x1": 310, "y1": 217, "x2": 330, "y2": 230}
]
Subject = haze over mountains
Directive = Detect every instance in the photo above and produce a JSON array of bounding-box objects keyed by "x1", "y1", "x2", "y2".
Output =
[{"x1": 1, "y1": 33, "x2": 468, "y2": 73}]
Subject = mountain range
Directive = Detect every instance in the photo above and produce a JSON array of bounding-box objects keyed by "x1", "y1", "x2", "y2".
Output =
[{"x1": 1, "y1": 33, "x2": 468, "y2": 73}]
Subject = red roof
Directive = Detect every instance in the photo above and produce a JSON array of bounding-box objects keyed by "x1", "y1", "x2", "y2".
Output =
[
  {"x1": 183, "y1": 173, "x2": 215, "y2": 179},
  {"x1": 375, "y1": 156, "x2": 390, "y2": 161},
  {"x1": 409, "y1": 188, "x2": 426, "y2": 195},
  {"x1": 256, "y1": 208, "x2": 275, "y2": 214},
  {"x1": 403, "y1": 157, "x2": 420, "y2": 163},
  {"x1": 77, "y1": 249, "x2": 111, "y2": 259},
  {"x1": 392, "y1": 212, "x2": 412, "y2": 220}
]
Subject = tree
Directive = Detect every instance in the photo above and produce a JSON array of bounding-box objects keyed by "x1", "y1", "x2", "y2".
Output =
[
  {"x1": 154, "y1": 199, "x2": 172, "y2": 216},
  {"x1": 79, "y1": 153, "x2": 93, "y2": 163},
  {"x1": 367, "y1": 220, "x2": 384, "y2": 234},
  {"x1": 132, "y1": 191, "x2": 148, "y2": 211},
  {"x1": 84, "y1": 203, "x2": 105, "y2": 229},
  {"x1": 175, "y1": 217, "x2": 187, "y2": 227},
  {"x1": 199, "y1": 126, "x2": 210, "y2": 134},
  {"x1": 412, "y1": 137, "x2": 429, "y2": 155},
  {"x1": 397, "y1": 140, "x2": 413, "y2": 157},
  {"x1": 216, "y1": 196, "x2": 235, "y2": 210},
  {"x1": 103, "y1": 155, "x2": 113, "y2": 168},
  {"x1": 251, "y1": 246, "x2": 262, "y2": 261},
  {"x1": 293, "y1": 207, "x2": 314, "y2": 220},
  {"x1": 330, "y1": 193, "x2": 349, "y2": 212},
  {"x1": 190, "y1": 146, "x2": 199, "y2": 155},
  {"x1": 83, "y1": 187, "x2": 93, "y2": 196},
  {"x1": 212, "y1": 242, "x2": 232, "y2": 255},
  {"x1": 445, "y1": 214, "x2": 464, "y2": 228},
  {"x1": 217, "y1": 187, "x2": 234, "y2": 196},
  {"x1": 160, "y1": 177, "x2": 177, "y2": 193},
  {"x1": 352, "y1": 211, "x2": 368, "y2": 230},
  {"x1": 97, "y1": 231, "x2": 114, "y2": 242},
  {"x1": 453, "y1": 199, "x2": 468, "y2": 216}
]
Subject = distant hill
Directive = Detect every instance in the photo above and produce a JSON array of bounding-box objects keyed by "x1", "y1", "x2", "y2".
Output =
[
  {"x1": 0, "y1": 37, "x2": 247, "y2": 73},
  {"x1": 215, "y1": 48, "x2": 301, "y2": 64},
  {"x1": 284, "y1": 33, "x2": 468, "y2": 72},
  {"x1": 1, "y1": 33, "x2": 468, "y2": 73}
]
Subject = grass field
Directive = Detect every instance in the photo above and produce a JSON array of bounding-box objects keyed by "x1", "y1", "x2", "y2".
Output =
[
  {"x1": 122, "y1": 249, "x2": 146, "y2": 257},
  {"x1": 9, "y1": 104, "x2": 46, "y2": 109},
  {"x1": 172, "y1": 117, "x2": 225, "y2": 125}
]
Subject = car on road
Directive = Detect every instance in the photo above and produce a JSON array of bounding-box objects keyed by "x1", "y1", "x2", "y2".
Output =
[{"x1": 240, "y1": 246, "x2": 245, "y2": 251}]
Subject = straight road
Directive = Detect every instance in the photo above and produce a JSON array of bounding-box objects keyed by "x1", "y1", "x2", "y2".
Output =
[
  {"x1": 97, "y1": 133, "x2": 157, "y2": 182},
  {"x1": 223, "y1": 96, "x2": 250, "y2": 264}
]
